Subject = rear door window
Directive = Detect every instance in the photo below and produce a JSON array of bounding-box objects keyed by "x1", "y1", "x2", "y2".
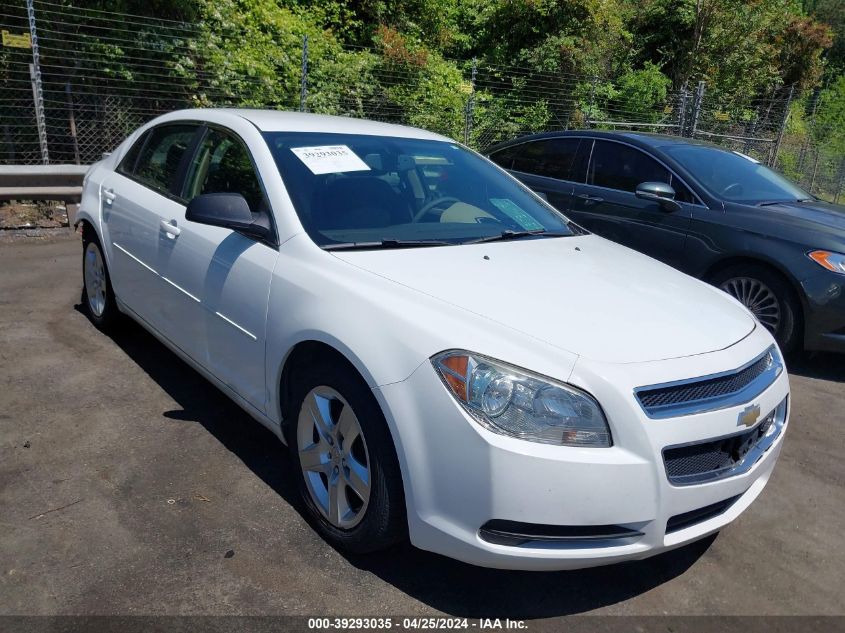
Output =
[
  {"x1": 511, "y1": 138, "x2": 581, "y2": 181},
  {"x1": 116, "y1": 131, "x2": 148, "y2": 176},
  {"x1": 488, "y1": 144, "x2": 524, "y2": 170},
  {"x1": 133, "y1": 124, "x2": 199, "y2": 196}
]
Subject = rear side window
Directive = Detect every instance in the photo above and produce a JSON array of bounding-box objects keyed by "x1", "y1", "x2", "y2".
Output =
[
  {"x1": 587, "y1": 140, "x2": 670, "y2": 192},
  {"x1": 512, "y1": 138, "x2": 581, "y2": 181},
  {"x1": 133, "y1": 124, "x2": 198, "y2": 195},
  {"x1": 487, "y1": 144, "x2": 524, "y2": 170},
  {"x1": 116, "y1": 130, "x2": 148, "y2": 176}
]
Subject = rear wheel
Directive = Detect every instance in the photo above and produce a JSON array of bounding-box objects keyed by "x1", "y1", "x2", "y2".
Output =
[
  {"x1": 711, "y1": 264, "x2": 801, "y2": 353},
  {"x1": 82, "y1": 230, "x2": 119, "y2": 332},
  {"x1": 287, "y1": 360, "x2": 405, "y2": 553}
]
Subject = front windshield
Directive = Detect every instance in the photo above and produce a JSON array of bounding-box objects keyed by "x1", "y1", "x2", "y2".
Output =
[
  {"x1": 263, "y1": 132, "x2": 575, "y2": 247},
  {"x1": 664, "y1": 144, "x2": 811, "y2": 204}
]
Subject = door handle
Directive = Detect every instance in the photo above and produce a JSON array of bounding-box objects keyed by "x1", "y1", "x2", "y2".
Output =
[
  {"x1": 160, "y1": 219, "x2": 181, "y2": 238},
  {"x1": 102, "y1": 187, "x2": 116, "y2": 204},
  {"x1": 576, "y1": 193, "x2": 604, "y2": 205}
]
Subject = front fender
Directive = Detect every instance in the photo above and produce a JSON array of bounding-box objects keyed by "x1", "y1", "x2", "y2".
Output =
[{"x1": 264, "y1": 234, "x2": 579, "y2": 426}]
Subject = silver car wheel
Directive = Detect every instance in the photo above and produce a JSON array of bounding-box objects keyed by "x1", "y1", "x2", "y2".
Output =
[
  {"x1": 720, "y1": 276, "x2": 781, "y2": 332},
  {"x1": 84, "y1": 242, "x2": 107, "y2": 317},
  {"x1": 297, "y1": 386, "x2": 371, "y2": 529}
]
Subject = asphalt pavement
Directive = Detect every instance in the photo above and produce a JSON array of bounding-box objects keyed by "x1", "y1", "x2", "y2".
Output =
[{"x1": 1, "y1": 234, "x2": 843, "y2": 618}]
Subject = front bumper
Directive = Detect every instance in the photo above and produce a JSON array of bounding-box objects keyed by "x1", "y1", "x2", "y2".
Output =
[
  {"x1": 376, "y1": 327, "x2": 789, "y2": 570},
  {"x1": 801, "y1": 270, "x2": 845, "y2": 353}
]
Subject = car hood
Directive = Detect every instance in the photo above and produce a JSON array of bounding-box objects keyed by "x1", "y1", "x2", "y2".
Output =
[
  {"x1": 757, "y1": 199, "x2": 845, "y2": 233},
  {"x1": 332, "y1": 235, "x2": 756, "y2": 364}
]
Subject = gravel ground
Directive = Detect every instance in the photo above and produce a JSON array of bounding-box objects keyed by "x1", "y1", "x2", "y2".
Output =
[{"x1": 1, "y1": 234, "x2": 843, "y2": 618}]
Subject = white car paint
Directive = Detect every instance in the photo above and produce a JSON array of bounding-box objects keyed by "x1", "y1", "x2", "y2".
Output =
[
  {"x1": 332, "y1": 235, "x2": 756, "y2": 364},
  {"x1": 76, "y1": 109, "x2": 789, "y2": 570}
]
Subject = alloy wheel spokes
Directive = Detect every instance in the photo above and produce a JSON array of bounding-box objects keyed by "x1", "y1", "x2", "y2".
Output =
[
  {"x1": 85, "y1": 244, "x2": 106, "y2": 316},
  {"x1": 721, "y1": 277, "x2": 780, "y2": 332},
  {"x1": 297, "y1": 387, "x2": 371, "y2": 529}
]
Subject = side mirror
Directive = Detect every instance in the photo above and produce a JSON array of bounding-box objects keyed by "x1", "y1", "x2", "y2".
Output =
[
  {"x1": 635, "y1": 182, "x2": 681, "y2": 212},
  {"x1": 185, "y1": 193, "x2": 270, "y2": 240}
]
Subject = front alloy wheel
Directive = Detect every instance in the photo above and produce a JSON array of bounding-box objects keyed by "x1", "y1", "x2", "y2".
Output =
[
  {"x1": 719, "y1": 276, "x2": 781, "y2": 332},
  {"x1": 711, "y1": 263, "x2": 801, "y2": 353},
  {"x1": 297, "y1": 386, "x2": 371, "y2": 529},
  {"x1": 287, "y1": 358, "x2": 405, "y2": 553}
]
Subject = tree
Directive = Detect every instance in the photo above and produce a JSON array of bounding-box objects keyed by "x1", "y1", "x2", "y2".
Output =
[{"x1": 631, "y1": 0, "x2": 832, "y2": 98}]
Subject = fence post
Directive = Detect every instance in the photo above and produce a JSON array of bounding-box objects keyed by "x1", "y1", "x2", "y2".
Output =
[
  {"x1": 26, "y1": 0, "x2": 49, "y2": 164},
  {"x1": 677, "y1": 84, "x2": 688, "y2": 137},
  {"x1": 690, "y1": 80, "x2": 705, "y2": 138},
  {"x1": 65, "y1": 82, "x2": 80, "y2": 165},
  {"x1": 299, "y1": 35, "x2": 308, "y2": 112},
  {"x1": 585, "y1": 75, "x2": 598, "y2": 128},
  {"x1": 770, "y1": 83, "x2": 794, "y2": 168},
  {"x1": 464, "y1": 58, "x2": 477, "y2": 146}
]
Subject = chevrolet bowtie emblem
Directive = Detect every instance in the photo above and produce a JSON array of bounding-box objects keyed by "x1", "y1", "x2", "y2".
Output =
[{"x1": 738, "y1": 404, "x2": 761, "y2": 428}]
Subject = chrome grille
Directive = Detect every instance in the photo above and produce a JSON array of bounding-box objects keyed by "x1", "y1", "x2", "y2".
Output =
[
  {"x1": 663, "y1": 398, "x2": 787, "y2": 485},
  {"x1": 635, "y1": 346, "x2": 780, "y2": 418}
]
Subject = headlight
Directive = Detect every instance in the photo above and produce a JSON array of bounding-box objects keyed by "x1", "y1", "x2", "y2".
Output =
[
  {"x1": 808, "y1": 250, "x2": 845, "y2": 275},
  {"x1": 431, "y1": 350, "x2": 611, "y2": 447}
]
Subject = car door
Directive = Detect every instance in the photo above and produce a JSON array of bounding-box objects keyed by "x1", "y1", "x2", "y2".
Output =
[
  {"x1": 157, "y1": 125, "x2": 280, "y2": 412},
  {"x1": 99, "y1": 123, "x2": 201, "y2": 335},
  {"x1": 491, "y1": 138, "x2": 582, "y2": 211},
  {"x1": 566, "y1": 139, "x2": 693, "y2": 267}
]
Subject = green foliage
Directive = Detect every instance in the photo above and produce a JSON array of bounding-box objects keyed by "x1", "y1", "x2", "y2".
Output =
[
  {"x1": 471, "y1": 95, "x2": 552, "y2": 148},
  {"x1": 630, "y1": 0, "x2": 831, "y2": 99},
  {"x1": 465, "y1": 0, "x2": 633, "y2": 76},
  {"x1": 815, "y1": 75, "x2": 845, "y2": 153},
  {"x1": 185, "y1": 0, "x2": 337, "y2": 108},
  {"x1": 614, "y1": 62, "x2": 672, "y2": 120},
  {"x1": 6, "y1": 0, "x2": 841, "y2": 178},
  {"x1": 804, "y1": 0, "x2": 845, "y2": 75}
]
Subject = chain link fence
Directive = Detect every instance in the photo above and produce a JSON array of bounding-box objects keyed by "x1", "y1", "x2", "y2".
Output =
[{"x1": 2, "y1": 0, "x2": 843, "y2": 202}]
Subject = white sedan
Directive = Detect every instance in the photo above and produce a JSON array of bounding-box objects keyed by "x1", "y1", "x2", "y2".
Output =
[{"x1": 77, "y1": 109, "x2": 789, "y2": 570}]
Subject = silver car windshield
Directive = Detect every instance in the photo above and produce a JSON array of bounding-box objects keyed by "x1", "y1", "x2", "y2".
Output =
[{"x1": 263, "y1": 132, "x2": 576, "y2": 248}]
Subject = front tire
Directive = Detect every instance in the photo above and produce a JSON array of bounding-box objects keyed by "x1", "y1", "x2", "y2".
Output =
[
  {"x1": 82, "y1": 231, "x2": 119, "y2": 332},
  {"x1": 711, "y1": 264, "x2": 801, "y2": 354},
  {"x1": 287, "y1": 360, "x2": 406, "y2": 553}
]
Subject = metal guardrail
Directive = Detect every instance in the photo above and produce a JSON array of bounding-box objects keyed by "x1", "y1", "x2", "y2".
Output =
[{"x1": 0, "y1": 163, "x2": 89, "y2": 202}]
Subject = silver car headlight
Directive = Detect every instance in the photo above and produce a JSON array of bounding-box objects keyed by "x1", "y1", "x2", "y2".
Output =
[{"x1": 431, "y1": 350, "x2": 611, "y2": 447}]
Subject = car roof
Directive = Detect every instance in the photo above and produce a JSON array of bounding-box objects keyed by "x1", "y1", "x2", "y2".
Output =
[
  {"x1": 484, "y1": 129, "x2": 723, "y2": 153},
  {"x1": 161, "y1": 108, "x2": 453, "y2": 142}
]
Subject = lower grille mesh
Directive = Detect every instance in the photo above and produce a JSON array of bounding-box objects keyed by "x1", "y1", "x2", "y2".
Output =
[{"x1": 663, "y1": 408, "x2": 777, "y2": 484}]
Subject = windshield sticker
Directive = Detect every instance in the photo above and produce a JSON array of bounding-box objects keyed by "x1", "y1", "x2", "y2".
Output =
[
  {"x1": 732, "y1": 150, "x2": 761, "y2": 164},
  {"x1": 489, "y1": 198, "x2": 545, "y2": 230},
  {"x1": 290, "y1": 145, "x2": 371, "y2": 175}
]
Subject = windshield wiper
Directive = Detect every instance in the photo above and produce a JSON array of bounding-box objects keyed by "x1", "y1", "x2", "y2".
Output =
[
  {"x1": 323, "y1": 239, "x2": 452, "y2": 251},
  {"x1": 758, "y1": 198, "x2": 815, "y2": 207},
  {"x1": 463, "y1": 229, "x2": 569, "y2": 245}
]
